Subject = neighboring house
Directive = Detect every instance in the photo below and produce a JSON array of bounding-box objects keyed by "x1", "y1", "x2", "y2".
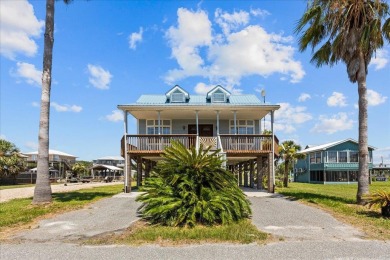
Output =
[
  {"x1": 93, "y1": 156, "x2": 125, "y2": 168},
  {"x1": 23, "y1": 149, "x2": 77, "y2": 179},
  {"x1": 91, "y1": 156, "x2": 125, "y2": 180},
  {"x1": 294, "y1": 139, "x2": 375, "y2": 184},
  {"x1": 118, "y1": 85, "x2": 280, "y2": 192}
]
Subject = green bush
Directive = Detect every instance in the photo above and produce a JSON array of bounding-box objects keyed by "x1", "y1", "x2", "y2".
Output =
[{"x1": 136, "y1": 141, "x2": 251, "y2": 227}]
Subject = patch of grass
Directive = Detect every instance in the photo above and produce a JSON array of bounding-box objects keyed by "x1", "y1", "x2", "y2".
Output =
[
  {"x1": 0, "y1": 184, "x2": 35, "y2": 190},
  {"x1": 89, "y1": 219, "x2": 268, "y2": 245},
  {"x1": 0, "y1": 184, "x2": 123, "y2": 233},
  {"x1": 276, "y1": 182, "x2": 390, "y2": 240}
]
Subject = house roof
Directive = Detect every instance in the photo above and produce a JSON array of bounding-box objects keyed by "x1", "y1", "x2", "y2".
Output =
[
  {"x1": 95, "y1": 156, "x2": 124, "y2": 161},
  {"x1": 206, "y1": 85, "x2": 231, "y2": 99},
  {"x1": 165, "y1": 85, "x2": 190, "y2": 98},
  {"x1": 298, "y1": 139, "x2": 376, "y2": 154},
  {"x1": 23, "y1": 149, "x2": 77, "y2": 158}
]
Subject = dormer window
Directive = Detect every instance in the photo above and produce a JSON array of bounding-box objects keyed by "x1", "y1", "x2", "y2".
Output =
[
  {"x1": 171, "y1": 92, "x2": 185, "y2": 102},
  {"x1": 165, "y1": 85, "x2": 189, "y2": 103},
  {"x1": 206, "y1": 85, "x2": 231, "y2": 103},
  {"x1": 212, "y1": 92, "x2": 226, "y2": 102}
]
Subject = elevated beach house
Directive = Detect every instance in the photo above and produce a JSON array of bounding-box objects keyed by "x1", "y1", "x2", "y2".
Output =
[
  {"x1": 294, "y1": 139, "x2": 375, "y2": 184},
  {"x1": 118, "y1": 85, "x2": 280, "y2": 193}
]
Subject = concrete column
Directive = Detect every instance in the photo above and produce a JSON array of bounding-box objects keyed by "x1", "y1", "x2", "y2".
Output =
[
  {"x1": 250, "y1": 159, "x2": 254, "y2": 188},
  {"x1": 145, "y1": 160, "x2": 151, "y2": 179},
  {"x1": 244, "y1": 162, "x2": 248, "y2": 187},
  {"x1": 238, "y1": 163, "x2": 242, "y2": 186},
  {"x1": 256, "y1": 156, "x2": 262, "y2": 190},
  {"x1": 268, "y1": 153, "x2": 275, "y2": 193},
  {"x1": 126, "y1": 154, "x2": 132, "y2": 193},
  {"x1": 137, "y1": 157, "x2": 142, "y2": 187}
]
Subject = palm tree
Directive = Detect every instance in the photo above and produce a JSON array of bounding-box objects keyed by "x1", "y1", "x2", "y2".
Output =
[
  {"x1": 0, "y1": 139, "x2": 25, "y2": 183},
  {"x1": 33, "y1": 0, "x2": 73, "y2": 204},
  {"x1": 136, "y1": 141, "x2": 251, "y2": 227},
  {"x1": 278, "y1": 140, "x2": 305, "y2": 188},
  {"x1": 295, "y1": 0, "x2": 390, "y2": 204}
]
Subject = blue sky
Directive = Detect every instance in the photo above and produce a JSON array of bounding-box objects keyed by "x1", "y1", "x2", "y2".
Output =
[{"x1": 1, "y1": 0, "x2": 389, "y2": 163}]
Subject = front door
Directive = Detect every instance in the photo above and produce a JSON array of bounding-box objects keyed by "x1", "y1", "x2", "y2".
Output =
[{"x1": 188, "y1": 124, "x2": 214, "y2": 136}]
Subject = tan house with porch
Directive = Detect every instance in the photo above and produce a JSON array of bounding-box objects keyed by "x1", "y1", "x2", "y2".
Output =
[{"x1": 118, "y1": 85, "x2": 280, "y2": 193}]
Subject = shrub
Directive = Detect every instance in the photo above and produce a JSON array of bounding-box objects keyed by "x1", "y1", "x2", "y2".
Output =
[
  {"x1": 365, "y1": 190, "x2": 390, "y2": 218},
  {"x1": 136, "y1": 141, "x2": 251, "y2": 227}
]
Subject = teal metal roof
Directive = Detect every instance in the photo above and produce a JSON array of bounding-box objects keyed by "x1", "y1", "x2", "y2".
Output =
[{"x1": 135, "y1": 94, "x2": 264, "y2": 106}]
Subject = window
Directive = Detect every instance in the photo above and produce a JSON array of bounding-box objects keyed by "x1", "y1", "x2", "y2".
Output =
[
  {"x1": 212, "y1": 92, "x2": 226, "y2": 102},
  {"x1": 310, "y1": 153, "x2": 315, "y2": 164},
  {"x1": 350, "y1": 151, "x2": 358, "y2": 162},
  {"x1": 310, "y1": 171, "x2": 324, "y2": 182},
  {"x1": 146, "y1": 120, "x2": 171, "y2": 134},
  {"x1": 315, "y1": 152, "x2": 322, "y2": 163},
  {"x1": 229, "y1": 120, "x2": 254, "y2": 134},
  {"x1": 339, "y1": 151, "x2": 348, "y2": 162},
  {"x1": 171, "y1": 93, "x2": 185, "y2": 102},
  {"x1": 327, "y1": 151, "x2": 337, "y2": 162}
]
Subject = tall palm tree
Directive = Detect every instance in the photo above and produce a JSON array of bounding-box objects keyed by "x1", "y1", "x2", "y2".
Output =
[
  {"x1": 33, "y1": 0, "x2": 73, "y2": 204},
  {"x1": 295, "y1": 0, "x2": 390, "y2": 204},
  {"x1": 278, "y1": 140, "x2": 305, "y2": 188}
]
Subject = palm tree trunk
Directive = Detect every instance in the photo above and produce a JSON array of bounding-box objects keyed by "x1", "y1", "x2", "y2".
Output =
[
  {"x1": 284, "y1": 160, "x2": 289, "y2": 187},
  {"x1": 32, "y1": 0, "x2": 55, "y2": 204},
  {"x1": 356, "y1": 51, "x2": 369, "y2": 205}
]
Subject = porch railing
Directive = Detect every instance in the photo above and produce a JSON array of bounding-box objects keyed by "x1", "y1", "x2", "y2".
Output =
[{"x1": 122, "y1": 134, "x2": 279, "y2": 155}]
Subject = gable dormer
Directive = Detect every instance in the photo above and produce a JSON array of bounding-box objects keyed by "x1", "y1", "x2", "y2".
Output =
[
  {"x1": 165, "y1": 85, "x2": 189, "y2": 103},
  {"x1": 206, "y1": 85, "x2": 231, "y2": 103}
]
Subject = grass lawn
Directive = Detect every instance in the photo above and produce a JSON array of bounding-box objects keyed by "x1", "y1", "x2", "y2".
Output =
[
  {"x1": 276, "y1": 182, "x2": 390, "y2": 240},
  {"x1": 88, "y1": 219, "x2": 268, "y2": 246},
  {"x1": 0, "y1": 184, "x2": 35, "y2": 190},
  {"x1": 0, "y1": 184, "x2": 123, "y2": 236}
]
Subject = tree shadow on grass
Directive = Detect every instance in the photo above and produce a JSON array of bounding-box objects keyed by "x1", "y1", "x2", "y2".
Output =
[
  {"x1": 279, "y1": 192, "x2": 355, "y2": 204},
  {"x1": 52, "y1": 192, "x2": 115, "y2": 203}
]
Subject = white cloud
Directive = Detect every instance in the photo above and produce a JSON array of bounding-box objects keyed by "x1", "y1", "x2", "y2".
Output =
[
  {"x1": 51, "y1": 102, "x2": 82, "y2": 113},
  {"x1": 215, "y1": 8, "x2": 250, "y2": 35},
  {"x1": 194, "y1": 82, "x2": 215, "y2": 95},
  {"x1": 311, "y1": 112, "x2": 353, "y2": 134},
  {"x1": 0, "y1": 134, "x2": 6, "y2": 140},
  {"x1": 105, "y1": 110, "x2": 123, "y2": 122},
  {"x1": 367, "y1": 89, "x2": 387, "y2": 106},
  {"x1": 32, "y1": 101, "x2": 39, "y2": 107},
  {"x1": 327, "y1": 92, "x2": 347, "y2": 107},
  {"x1": 298, "y1": 93, "x2": 311, "y2": 102},
  {"x1": 15, "y1": 62, "x2": 42, "y2": 86},
  {"x1": 373, "y1": 147, "x2": 390, "y2": 165},
  {"x1": 25, "y1": 141, "x2": 38, "y2": 151},
  {"x1": 129, "y1": 27, "x2": 143, "y2": 50},
  {"x1": 87, "y1": 64, "x2": 112, "y2": 90},
  {"x1": 0, "y1": 0, "x2": 44, "y2": 59},
  {"x1": 250, "y1": 8, "x2": 270, "y2": 18},
  {"x1": 165, "y1": 8, "x2": 304, "y2": 89},
  {"x1": 370, "y1": 49, "x2": 388, "y2": 70},
  {"x1": 274, "y1": 103, "x2": 312, "y2": 133}
]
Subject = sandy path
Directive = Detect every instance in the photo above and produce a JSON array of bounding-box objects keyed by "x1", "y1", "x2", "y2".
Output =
[{"x1": 0, "y1": 182, "x2": 122, "y2": 203}]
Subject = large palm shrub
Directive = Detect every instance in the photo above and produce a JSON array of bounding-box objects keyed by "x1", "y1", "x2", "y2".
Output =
[
  {"x1": 365, "y1": 190, "x2": 390, "y2": 218},
  {"x1": 136, "y1": 141, "x2": 251, "y2": 227}
]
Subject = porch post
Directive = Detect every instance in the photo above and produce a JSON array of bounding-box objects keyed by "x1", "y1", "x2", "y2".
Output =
[
  {"x1": 127, "y1": 154, "x2": 132, "y2": 192},
  {"x1": 238, "y1": 163, "x2": 242, "y2": 186},
  {"x1": 256, "y1": 156, "x2": 262, "y2": 190},
  {"x1": 250, "y1": 159, "x2": 254, "y2": 188},
  {"x1": 244, "y1": 161, "x2": 248, "y2": 187},
  {"x1": 195, "y1": 110, "x2": 199, "y2": 135},
  {"x1": 157, "y1": 110, "x2": 161, "y2": 135},
  {"x1": 216, "y1": 110, "x2": 220, "y2": 135},
  {"x1": 137, "y1": 156, "x2": 142, "y2": 187},
  {"x1": 233, "y1": 111, "x2": 237, "y2": 134},
  {"x1": 268, "y1": 153, "x2": 275, "y2": 193},
  {"x1": 271, "y1": 110, "x2": 275, "y2": 187},
  {"x1": 123, "y1": 110, "x2": 130, "y2": 193}
]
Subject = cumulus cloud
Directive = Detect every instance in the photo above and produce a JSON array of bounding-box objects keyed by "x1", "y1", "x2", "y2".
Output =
[
  {"x1": 311, "y1": 112, "x2": 353, "y2": 134},
  {"x1": 87, "y1": 64, "x2": 112, "y2": 90},
  {"x1": 367, "y1": 89, "x2": 387, "y2": 106},
  {"x1": 165, "y1": 8, "x2": 304, "y2": 89},
  {"x1": 31, "y1": 101, "x2": 39, "y2": 107},
  {"x1": 298, "y1": 93, "x2": 311, "y2": 102},
  {"x1": 373, "y1": 147, "x2": 390, "y2": 164},
  {"x1": 0, "y1": 0, "x2": 44, "y2": 59},
  {"x1": 129, "y1": 27, "x2": 143, "y2": 50},
  {"x1": 327, "y1": 92, "x2": 347, "y2": 107},
  {"x1": 250, "y1": 8, "x2": 270, "y2": 18},
  {"x1": 14, "y1": 62, "x2": 42, "y2": 86},
  {"x1": 274, "y1": 103, "x2": 312, "y2": 133},
  {"x1": 105, "y1": 110, "x2": 123, "y2": 122},
  {"x1": 215, "y1": 8, "x2": 249, "y2": 35},
  {"x1": 51, "y1": 102, "x2": 82, "y2": 113},
  {"x1": 370, "y1": 49, "x2": 388, "y2": 70},
  {"x1": 194, "y1": 82, "x2": 215, "y2": 95}
]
